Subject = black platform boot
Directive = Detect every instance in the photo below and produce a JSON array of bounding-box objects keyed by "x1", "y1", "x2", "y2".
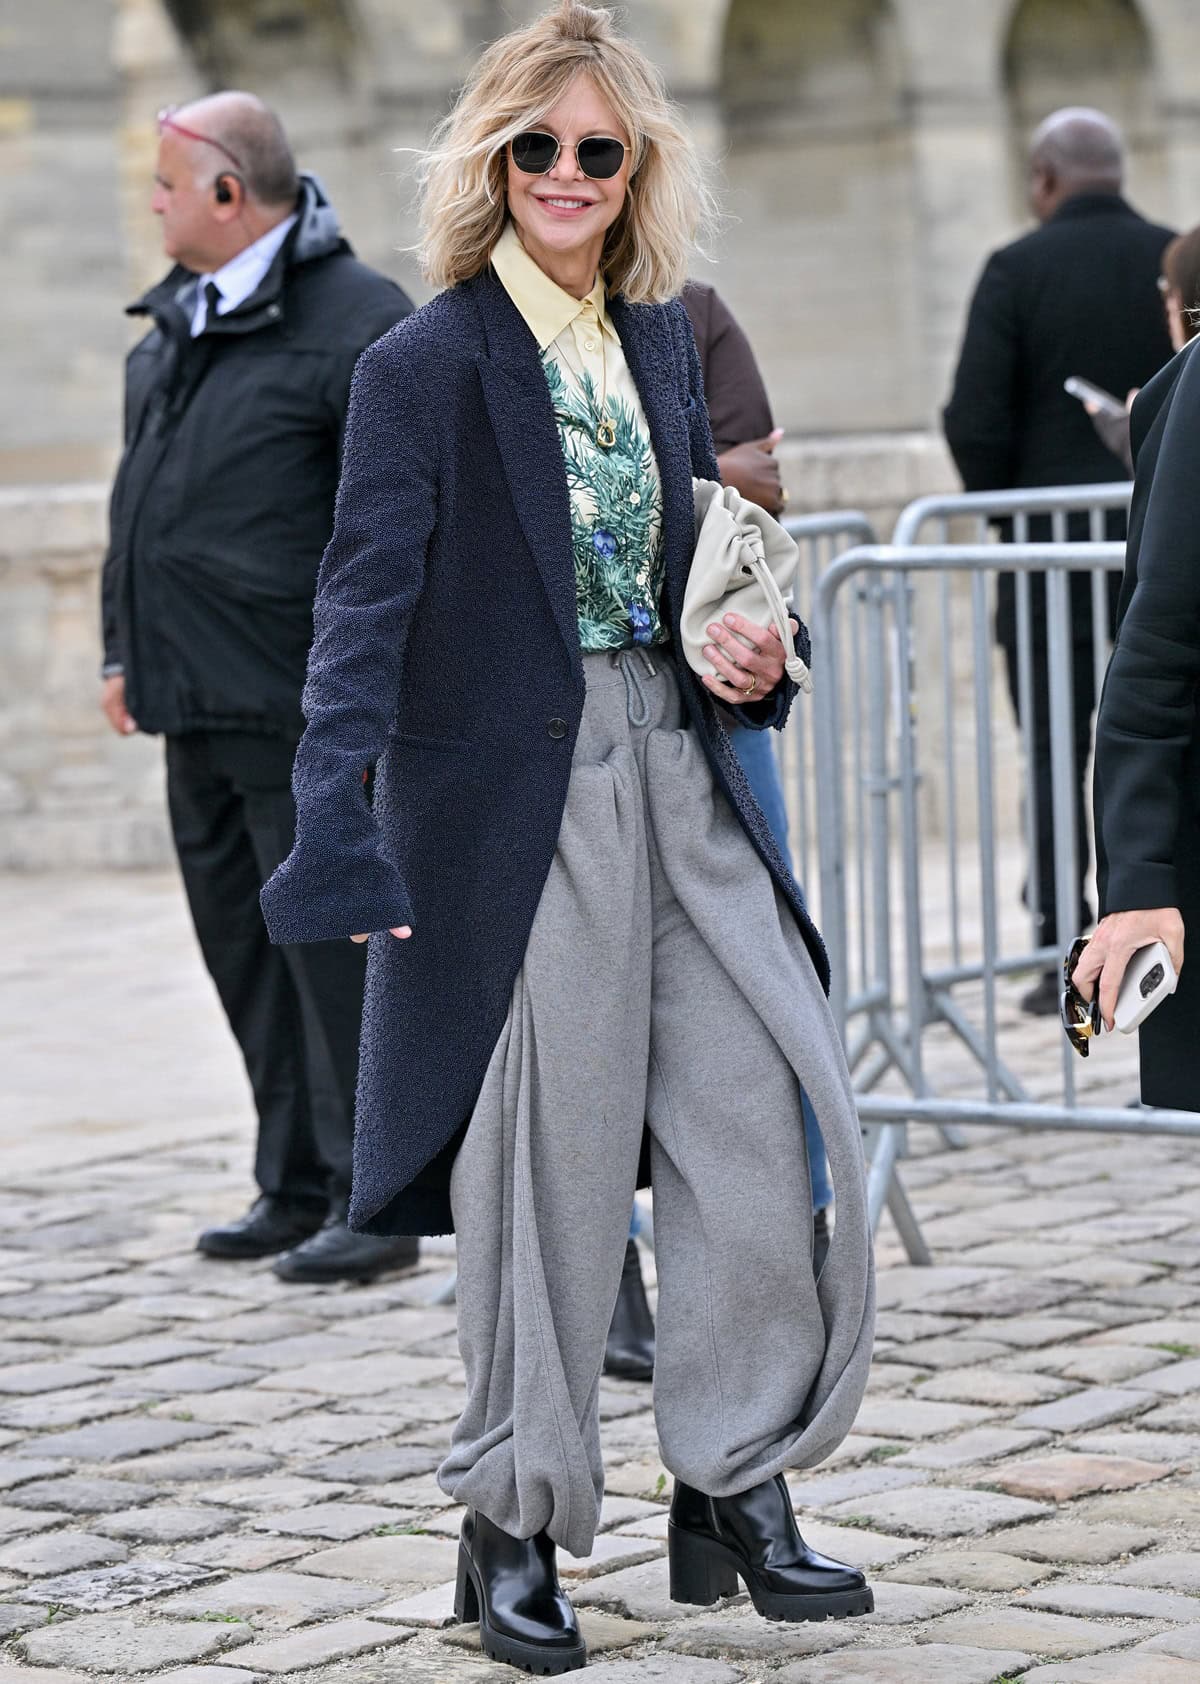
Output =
[
  {"x1": 455, "y1": 1509, "x2": 586, "y2": 1674},
  {"x1": 668, "y1": 1473, "x2": 873, "y2": 1622},
  {"x1": 603, "y1": 1239, "x2": 656, "y2": 1380}
]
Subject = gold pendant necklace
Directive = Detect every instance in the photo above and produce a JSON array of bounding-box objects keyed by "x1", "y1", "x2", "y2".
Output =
[{"x1": 594, "y1": 322, "x2": 615, "y2": 449}]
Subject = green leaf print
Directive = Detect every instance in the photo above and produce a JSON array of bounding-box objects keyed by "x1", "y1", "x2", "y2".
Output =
[{"x1": 543, "y1": 349, "x2": 665, "y2": 649}]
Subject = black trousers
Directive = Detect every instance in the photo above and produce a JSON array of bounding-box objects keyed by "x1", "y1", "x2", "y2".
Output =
[
  {"x1": 996, "y1": 570, "x2": 1120, "y2": 954},
  {"x1": 166, "y1": 732, "x2": 366, "y2": 1215}
]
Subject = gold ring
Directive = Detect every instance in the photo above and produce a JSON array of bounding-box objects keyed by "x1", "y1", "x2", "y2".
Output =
[{"x1": 743, "y1": 673, "x2": 759, "y2": 699}]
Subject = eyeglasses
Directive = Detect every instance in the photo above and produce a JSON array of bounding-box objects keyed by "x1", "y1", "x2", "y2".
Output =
[
  {"x1": 509, "y1": 130, "x2": 627, "y2": 181},
  {"x1": 1060, "y1": 935, "x2": 1102, "y2": 1058},
  {"x1": 157, "y1": 106, "x2": 245, "y2": 173}
]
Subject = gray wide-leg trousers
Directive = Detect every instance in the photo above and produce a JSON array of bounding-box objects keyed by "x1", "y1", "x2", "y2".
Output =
[{"x1": 439, "y1": 650, "x2": 875, "y2": 1559}]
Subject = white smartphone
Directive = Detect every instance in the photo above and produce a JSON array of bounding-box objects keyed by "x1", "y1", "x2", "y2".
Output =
[
  {"x1": 1064, "y1": 375, "x2": 1127, "y2": 420},
  {"x1": 1114, "y1": 940, "x2": 1178, "y2": 1035}
]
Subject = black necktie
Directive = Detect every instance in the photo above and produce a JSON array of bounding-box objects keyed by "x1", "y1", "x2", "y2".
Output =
[{"x1": 204, "y1": 280, "x2": 222, "y2": 330}]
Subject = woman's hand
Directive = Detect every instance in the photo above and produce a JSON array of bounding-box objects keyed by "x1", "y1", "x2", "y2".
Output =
[
  {"x1": 351, "y1": 927, "x2": 412, "y2": 944},
  {"x1": 1071, "y1": 908, "x2": 1184, "y2": 1030},
  {"x1": 701, "y1": 612, "x2": 798, "y2": 706}
]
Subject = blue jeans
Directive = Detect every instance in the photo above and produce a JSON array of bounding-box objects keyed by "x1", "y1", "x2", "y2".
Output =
[{"x1": 729, "y1": 725, "x2": 833, "y2": 1213}]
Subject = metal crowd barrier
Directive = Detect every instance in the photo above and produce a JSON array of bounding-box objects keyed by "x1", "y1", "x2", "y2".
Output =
[{"x1": 811, "y1": 483, "x2": 1200, "y2": 1263}]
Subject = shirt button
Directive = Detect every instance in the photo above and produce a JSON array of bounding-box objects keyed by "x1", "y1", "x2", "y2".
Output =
[
  {"x1": 548, "y1": 718, "x2": 567, "y2": 740},
  {"x1": 584, "y1": 339, "x2": 597, "y2": 352}
]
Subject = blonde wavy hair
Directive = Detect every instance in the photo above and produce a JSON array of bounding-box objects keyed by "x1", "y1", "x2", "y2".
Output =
[{"x1": 416, "y1": 1, "x2": 715, "y2": 304}]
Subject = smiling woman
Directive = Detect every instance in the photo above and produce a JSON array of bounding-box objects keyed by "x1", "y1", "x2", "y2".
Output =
[
  {"x1": 259, "y1": 3, "x2": 875, "y2": 1673},
  {"x1": 416, "y1": 0, "x2": 713, "y2": 304}
]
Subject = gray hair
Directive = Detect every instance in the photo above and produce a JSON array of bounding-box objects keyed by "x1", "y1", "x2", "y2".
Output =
[
  {"x1": 1030, "y1": 107, "x2": 1125, "y2": 189},
  {"x1": 175, "y1": 90, "x2": 299, "y2": 207}
]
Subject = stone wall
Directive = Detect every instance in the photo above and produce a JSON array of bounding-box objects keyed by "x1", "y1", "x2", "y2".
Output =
[
  {"x1": 4, "y1": 0, "x2": 1200, "y2": 485},
  {"x1": 0, "y1": 433, "x2": 957, "y2": 869}
]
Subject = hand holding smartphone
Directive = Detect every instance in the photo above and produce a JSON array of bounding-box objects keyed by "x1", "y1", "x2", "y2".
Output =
[{"x1": 1064, "y1": 376, "x2": 1127, "y2": 419}]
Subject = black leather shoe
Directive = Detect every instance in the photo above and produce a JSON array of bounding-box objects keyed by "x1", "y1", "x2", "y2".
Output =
[
  {"x1": 668, "y1": 1473, "x2": 873, "y2": 1621},
  {"x1": 813, "y1": 1207, "x2": 831, "y2": 1279},
  {"x1": 197, "y1": 1196, "x2": 324, "y2": 1260},
  {"x1": 603, "y1": 1240, "x2": 656, "y2": 1381},
  {"x1": 1021, "y1": 968, "x2": 1060, "y2": 1016},
  {"x1": 455, "y1": 1509, "x2": 585, "y2": 1674},
  {"x1": 272, "y1": 1216, "x2": 419, "y2": 1284}
]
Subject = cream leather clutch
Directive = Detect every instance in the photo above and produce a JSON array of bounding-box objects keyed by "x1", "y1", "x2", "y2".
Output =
[{"x1": 682, "y1": 478, "x2": 813, "y2": 694}]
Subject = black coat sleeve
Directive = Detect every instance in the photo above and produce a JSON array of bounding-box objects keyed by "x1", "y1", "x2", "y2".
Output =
[
  {"x1": 673, "y1": 303, "x2": 795, "y2": 734},
  {"x1": 943, "y1": 251, "x2": 1020, "y2": 491},
  {"x1": 260, "y1": 328, "x2": 435, "y2": 944},
  {"x1": 1094, "y1": 346, "x2": 1200, "y2": 914}
]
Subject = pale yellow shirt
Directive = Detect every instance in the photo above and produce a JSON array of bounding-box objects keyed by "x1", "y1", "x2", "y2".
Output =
[{"x1": 491, "y1": 222, "x2": 666, "y2": 650}]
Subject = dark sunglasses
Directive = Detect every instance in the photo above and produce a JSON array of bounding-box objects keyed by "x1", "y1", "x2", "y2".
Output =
[
  {"x1": 510, "y1": 130, "x2": 627, "y2": 181},
  {"x1": 1060, "y1": 935, "x2": 1102, "y2": 1058}
]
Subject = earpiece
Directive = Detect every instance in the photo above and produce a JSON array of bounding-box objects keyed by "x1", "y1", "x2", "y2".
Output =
[{"x1": 215, "y1": 176, "x2": 233, "y2": 205}]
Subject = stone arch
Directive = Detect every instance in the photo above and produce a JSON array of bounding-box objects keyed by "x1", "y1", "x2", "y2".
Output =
[
  {"x1": 710, "y1": 0, "x2": 923, "y2": 431},
  {"x1": 1003, "y1": 0, "x2": 1168, "y2": 219},
  {"x1": 161, "y1": 0, "x2": 360, "y2": 98}
]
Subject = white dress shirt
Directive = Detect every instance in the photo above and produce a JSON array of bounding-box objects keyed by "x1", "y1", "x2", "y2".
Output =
[{"x1": 190, "y1": 212, "x2": 298, "y2": 337}]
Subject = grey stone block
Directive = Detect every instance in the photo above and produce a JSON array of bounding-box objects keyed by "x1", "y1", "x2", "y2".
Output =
[
  {"x1": 298, "y1": 1534, "x2": 460, "y2": 1587},
  {"x1": 997, "y1": 1521, "x2": 1157, "y2": 1567},
  {"x1": 223, "y1": 1618, "x2": 414, "y2": 1672},
  {"x1": 248, "y1": 1502, "x2": 401, "y2": 1541},
  {"x1": 301, "y1": 1446, "x2": 443, "y2": 1484},
  {"x1": 12, "y1": 1418, "x2": 220, "y2": 1462},
  {"x1": 884, "y1": 1549, "x2": 1056, "y2": 1591},
  {"x1": 160, "y1": 1569, "x2": 387, "y2": 1628},
  {"x1": 1015, "y1": 1386, "x2": 1154, "y2": 1433},
  {"x1": 1027, "y1": 1581, "x2": 1200, "y2": 1620},
  {"x1": 774, "y1": 1645, "x2": 1032, "y2": 1683},
  {"x1": 18, "y1": 1613, "x2": 253, "y2": 1672},
  {"x1": 95, "y1": 1506, "x2": 241, "y2": 1544},
  {"x1": 18, "y1": 1560, "x2": 220, "y2": 1612},
  {"x1": 0, "y1": 1531, "x2": 129, "y2": 1578},
  {"x1": 825, "y1": 1484, "x2": 1049, "y2": 1538},
  {"x1": 6, "y1": 1476, "x2": 157, "y2": 1514},
  {"x1": 919, "y1": 1607, "x2": 1134, "y2": 1656}
]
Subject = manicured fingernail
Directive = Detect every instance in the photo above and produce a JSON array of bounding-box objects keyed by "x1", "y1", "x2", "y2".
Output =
[
  {"x1": 707, "y1": 623, "x2": 720, "y2": 638},
  {"x1": 704, "y1": 644, "x2": 717, "y2": 660},
  {"x1": 724, "y1": 614, "x2": 737, "y2": 626}
]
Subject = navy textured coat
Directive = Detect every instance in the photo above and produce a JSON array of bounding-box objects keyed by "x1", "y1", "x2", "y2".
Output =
[{"x1": 260, "y1": 266, "x2": 829, "y2": 1236}]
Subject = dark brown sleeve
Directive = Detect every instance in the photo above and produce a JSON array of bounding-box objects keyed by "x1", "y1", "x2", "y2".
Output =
[{"x1": 681, "y1": 281, "x2": 774, "y2": 454}]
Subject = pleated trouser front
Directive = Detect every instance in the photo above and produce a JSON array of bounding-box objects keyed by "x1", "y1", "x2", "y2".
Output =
[{"x1": 438, "y1": 650, "x2": 875, "y2": 1558}]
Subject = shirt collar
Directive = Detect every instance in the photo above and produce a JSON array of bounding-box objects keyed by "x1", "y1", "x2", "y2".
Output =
[
  {"x1": 201, "y1": 212, "x2": 298, "y2": 312},
  {"x1": 491, "y1": 220, "x2": 612, "y2": 352}
]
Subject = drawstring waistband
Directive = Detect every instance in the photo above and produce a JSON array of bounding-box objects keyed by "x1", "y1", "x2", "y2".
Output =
[{"x1": 608, "y1": 647, "x2": 657, "y2": 726}]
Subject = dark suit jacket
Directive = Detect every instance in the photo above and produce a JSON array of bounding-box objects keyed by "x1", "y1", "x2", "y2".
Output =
[
  {"x1": 682, "y1": 282, "x2": 774, "y2": 453},
  {"x1": 260, "y1": 269, "x2": 822, "y2": 1236},
  {"x1": 944, "y1": 193, "x2": 1174, "y2": 493},
  {"x1": 1093, "y1": 338, "x2": 1200, "y2": 1107}
]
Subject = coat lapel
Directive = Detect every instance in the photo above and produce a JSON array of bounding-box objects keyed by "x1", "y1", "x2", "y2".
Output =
[
  {"x1": 471, "y1": 271, "x2": 582, "y2": 680},
  {"x1": 608, "y1": 295, "x2": 695, "y2": 633}
]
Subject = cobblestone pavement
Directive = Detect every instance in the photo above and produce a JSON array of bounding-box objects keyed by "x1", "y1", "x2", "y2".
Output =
[{"x1": 3, "y1": 872, "x2": 1200, "y2": 1683}]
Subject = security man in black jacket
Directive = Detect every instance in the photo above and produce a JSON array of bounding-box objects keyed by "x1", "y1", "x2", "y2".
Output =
[
  {"x1": 944, "y1": 107, "x2": 1173, "y2": 1014},
  {"x1": 101, "y1": 92, "x2": 415, "y2": 1281}
]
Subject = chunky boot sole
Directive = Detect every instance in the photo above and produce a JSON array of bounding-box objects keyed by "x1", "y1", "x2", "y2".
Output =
[
  {"x1": 455, "y1": 1543, "x2": 587, "y2": 1674},
  {"x1": 668, "y1": 1521, "x2": 874, "y2": 1622}
]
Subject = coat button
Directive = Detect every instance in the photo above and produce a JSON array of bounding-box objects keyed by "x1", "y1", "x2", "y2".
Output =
[{"x1": 547, "y1": 718, "x2": 567, "y2": 740}]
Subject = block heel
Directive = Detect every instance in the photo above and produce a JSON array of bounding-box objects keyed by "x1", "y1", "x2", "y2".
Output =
[
  {"x1": 455, "y1": 1510, "x2": 586, "y2": 1675},
  {"x1": 668, "y1": 1520, "x2": 741, "y2": 1605},
  {"x1": 454, "y1": 1542, "x2": 480, "y2": 1624},
  {"x1": 669, "y1": 1474, "x2": 874, "y2": 1625}
]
